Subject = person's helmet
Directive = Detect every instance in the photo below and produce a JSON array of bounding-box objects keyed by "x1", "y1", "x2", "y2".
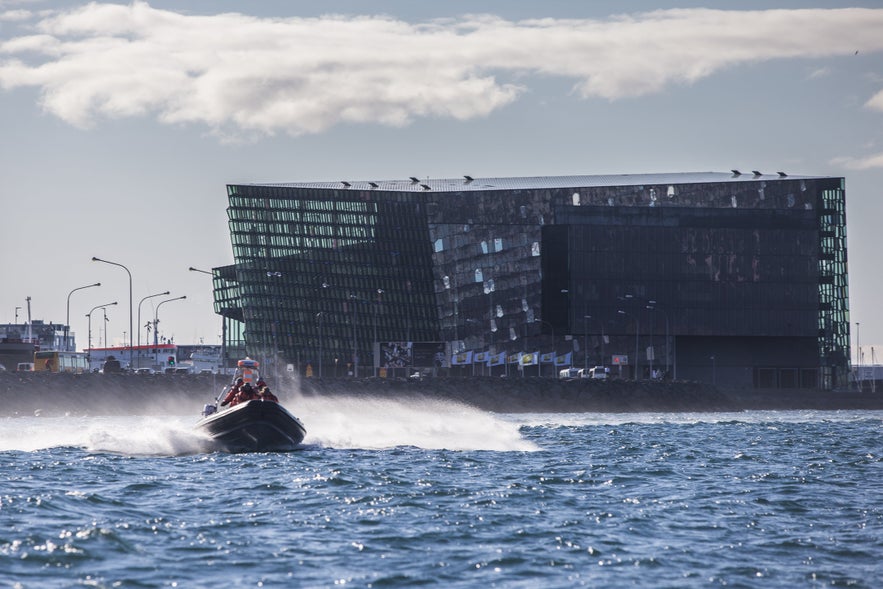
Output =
[{"x1": 236, "y1": 378, "x2": 244, "y2": 384}]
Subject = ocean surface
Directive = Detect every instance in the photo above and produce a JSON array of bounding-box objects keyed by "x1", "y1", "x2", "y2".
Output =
[{"x1": 1, "y1": 394, "x2": 881, "y2": 588}]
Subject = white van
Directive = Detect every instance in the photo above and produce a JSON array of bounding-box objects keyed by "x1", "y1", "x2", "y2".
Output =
[
  {"x1": 17, "y1": 362, "x2": 34, "y2": 372},
  {"x1": 558, "y1": 367, "x2": 580, "y2": 379},
  {"x1": 579, "y1": 366, "x2": 608, "y2": 379}
]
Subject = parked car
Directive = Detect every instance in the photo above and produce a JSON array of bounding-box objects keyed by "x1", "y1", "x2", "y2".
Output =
[
  {"x1": 101, "y1": 357, "x2": 122, "y2": 374},
  {"x1": 16, "y1": 362, "x2": 34, "y2": 372}
]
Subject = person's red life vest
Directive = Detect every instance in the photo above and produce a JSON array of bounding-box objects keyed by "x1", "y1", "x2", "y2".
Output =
[
  {"x1": 221, "y1": 385, "x2": 241, "y2": 406},
  {"x1": 234, "y1": 385, "x2": 257, "y2": 405}
]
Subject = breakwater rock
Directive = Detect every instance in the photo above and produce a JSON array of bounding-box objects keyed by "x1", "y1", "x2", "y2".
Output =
[{"x1": 1, "y1": 372, "x2": 881, "y2": 417}]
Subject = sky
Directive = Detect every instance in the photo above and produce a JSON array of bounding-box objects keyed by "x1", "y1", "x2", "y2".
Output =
[{"x1": 1, "y1": 1, "x2": 882, "y2": 364}]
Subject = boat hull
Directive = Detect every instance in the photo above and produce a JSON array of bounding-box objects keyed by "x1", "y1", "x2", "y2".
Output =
[{"x1": 195, "y1": 399, "x2": 307, "y2": 452}]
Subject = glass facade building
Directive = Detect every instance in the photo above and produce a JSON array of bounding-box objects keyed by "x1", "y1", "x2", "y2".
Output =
[{"x1": 214, "y1": 172, "x2": 850, "y2": 389}]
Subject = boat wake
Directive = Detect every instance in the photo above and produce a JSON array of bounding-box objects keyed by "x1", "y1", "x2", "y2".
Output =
[
  {"x1": 0, "y1": 415, "x2": 210, "y2": 455},
  {"x1": 0, "y1": 394, "x2": 538, "y2": 454},
  {"x1": 293, "y1": 393, "x2": 538, "y2": 451}
]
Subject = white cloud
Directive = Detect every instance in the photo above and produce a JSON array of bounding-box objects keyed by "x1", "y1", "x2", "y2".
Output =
[
  {"x1": 1, "y1": 3, "x2": 883, "y2": 137},
  {"x1": 867, "y1": 89, "x2": 883, "y2": 113},
  {"x1": 0, "y1": 10, "x2": 32, "y2": 22},
  {"x1": 831, "y1": 152, "x2": 883, "y2": 170}
]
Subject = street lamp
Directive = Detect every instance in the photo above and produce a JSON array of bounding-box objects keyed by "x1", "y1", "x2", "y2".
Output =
[
  {"x1": 584, "y1": 315, "x2": 607, "y2": 370},
  {"x1": 137, "y1": 290, "x2": 170, "y2": 350},
  {"x1": 316, "y1": 312, "x2": 325, "y2": 378},
  {"x1": 154, "y1": 296, "x2": 187, "y2": 345},
  {"x1": 261, "y1": 271, "x2": 284, "y2": 375},
  {"x1": 646, "y1": 301, "x2": 673, "y2": 379},
  {"x1": 102, "y1": 307, "x2": 110, "y2": 348},
  {"x1": 373, "y1": 289, "x2": 383, "y2": 377},
  {"x1": 66, "y1": 282, "x2": 100, "y2": 351},
  {"x1": 92, "y1": 257, "x2": 133, "y2": 369},
  {"x1": 532, "y1": 319, "x2": 555, "y2": 377},
  {"x1": 190, "y1": 266, "x2": 225, "y2": 374},
  {"x1": 856, "y1": 321, "x2": 861, "y2": 390},
  {"x1": 618, "y1": 310, "x2": 640, "y2": 380},
  {"x1": 583, "y1": 314, "x2": 590, "y2": 370},
  {"x1": 349, "y1": 293, "x2": 358, "y2": 378},
  {"x1": 86, "y1": 302, "x2": 117, "y2": 362}
]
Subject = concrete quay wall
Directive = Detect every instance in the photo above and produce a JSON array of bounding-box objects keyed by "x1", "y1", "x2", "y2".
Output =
[{"x1": 0, "y1": 372, "x2": 881, "y2": 417}]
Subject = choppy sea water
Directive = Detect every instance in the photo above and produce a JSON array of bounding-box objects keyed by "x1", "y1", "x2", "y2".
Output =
[{"x1": 1, "y1": 395, "x2": 881, "y2": 588}]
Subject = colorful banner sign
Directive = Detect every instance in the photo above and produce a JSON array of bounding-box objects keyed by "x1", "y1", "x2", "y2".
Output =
[
  {"x1": 452, "y1": 350, "x2": 473, "y2": 366},
  {"x1": 554, "y1": 352, "x2": 573, "y2": 366},
  {"x1": 489, "y1": 352, "x2": 507, "y2": 366}
]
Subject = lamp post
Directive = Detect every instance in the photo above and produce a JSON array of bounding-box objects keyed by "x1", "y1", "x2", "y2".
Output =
[
  {"x1": 66, "y1": 282, "x2": 100, "y2": 352},
  {"x1": 646, "y1": 302, "x2": 673, "y2": 379},
  {"x1": 190, "y1": 266, "x2": 224, "y2": 374},
  {"x1": 618, "y1": 310, "x2": 640, "y2": 380},
  {"x1": 533, "y1": 318, "x2": 555, "y2": 377},
  {"x1": 584, "y1": 315, "x2": 607, "y2": 370},
  {"x1": 373, "y1": 289, "x2": 383, "y2": 378},
  {"x1": 92, "y1": 257, "x2": 133, "y2": 369},
  {"x1": 349, "y1": 293, "x2": 358, "y2": 378},
  {"x1": 102, "y1": 307, "x2": 109, "y2": 348},
  {"x1": 316, "y1": 312, "x2": 325, "y2": 378},
  {"x1": 264, "y1": 271, "x2": 283, "y2": 375},
  {"x1": 583, "y1": 314, "x2": 590, "y2": 370},
  {"x1": 856, "y1": 321, "x2": 861, "y2": 390},
  {"x1": 86, "y1": 302, "x2": 117, "y2": 363},
  {"x1": 406, "y1": 280, "x2": 413, "y2": 343},
  {"x1": 137, "y1": 290, "x2": 170, "y2": 357},
  {"x1": 154, "y1": 296, "x2": 187, "y2": 345}
]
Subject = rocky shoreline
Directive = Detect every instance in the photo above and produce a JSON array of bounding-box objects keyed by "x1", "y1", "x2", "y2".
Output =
[{"x1": 1, "y1": 372, "x2": 881, "y2": 417}]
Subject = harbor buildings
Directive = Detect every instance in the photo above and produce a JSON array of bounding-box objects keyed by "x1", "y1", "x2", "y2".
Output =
[
  {"x1": 211, "y1": 172, "x2": 850, "y2": 389},
  {"x1": 0, "y1": 321, "x2": 70, "y2": 369}
]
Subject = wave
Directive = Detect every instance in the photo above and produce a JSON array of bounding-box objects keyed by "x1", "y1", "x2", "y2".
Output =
[{"x1": 506, "y1": 409, "x2": 883, "y2": 428}]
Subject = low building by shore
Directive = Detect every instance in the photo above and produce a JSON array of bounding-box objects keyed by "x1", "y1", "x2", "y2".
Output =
[{"x1": 1, "y1": 372, "x2": 881, "y2": 418}]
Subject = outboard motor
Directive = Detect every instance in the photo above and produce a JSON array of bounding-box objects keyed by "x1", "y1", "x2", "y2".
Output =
[{"x1": 202, "y1": 404, "x2": 217, "y2": 417}]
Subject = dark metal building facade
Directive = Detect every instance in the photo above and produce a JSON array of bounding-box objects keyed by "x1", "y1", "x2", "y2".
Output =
[{"x1": 213, "y1": 172, "x2": 850, "y2": 388}]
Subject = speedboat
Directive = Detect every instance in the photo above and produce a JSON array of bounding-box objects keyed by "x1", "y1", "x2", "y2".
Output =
[{"x1": 195, "y1": 357, "x2": 307, "y2": 452}]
